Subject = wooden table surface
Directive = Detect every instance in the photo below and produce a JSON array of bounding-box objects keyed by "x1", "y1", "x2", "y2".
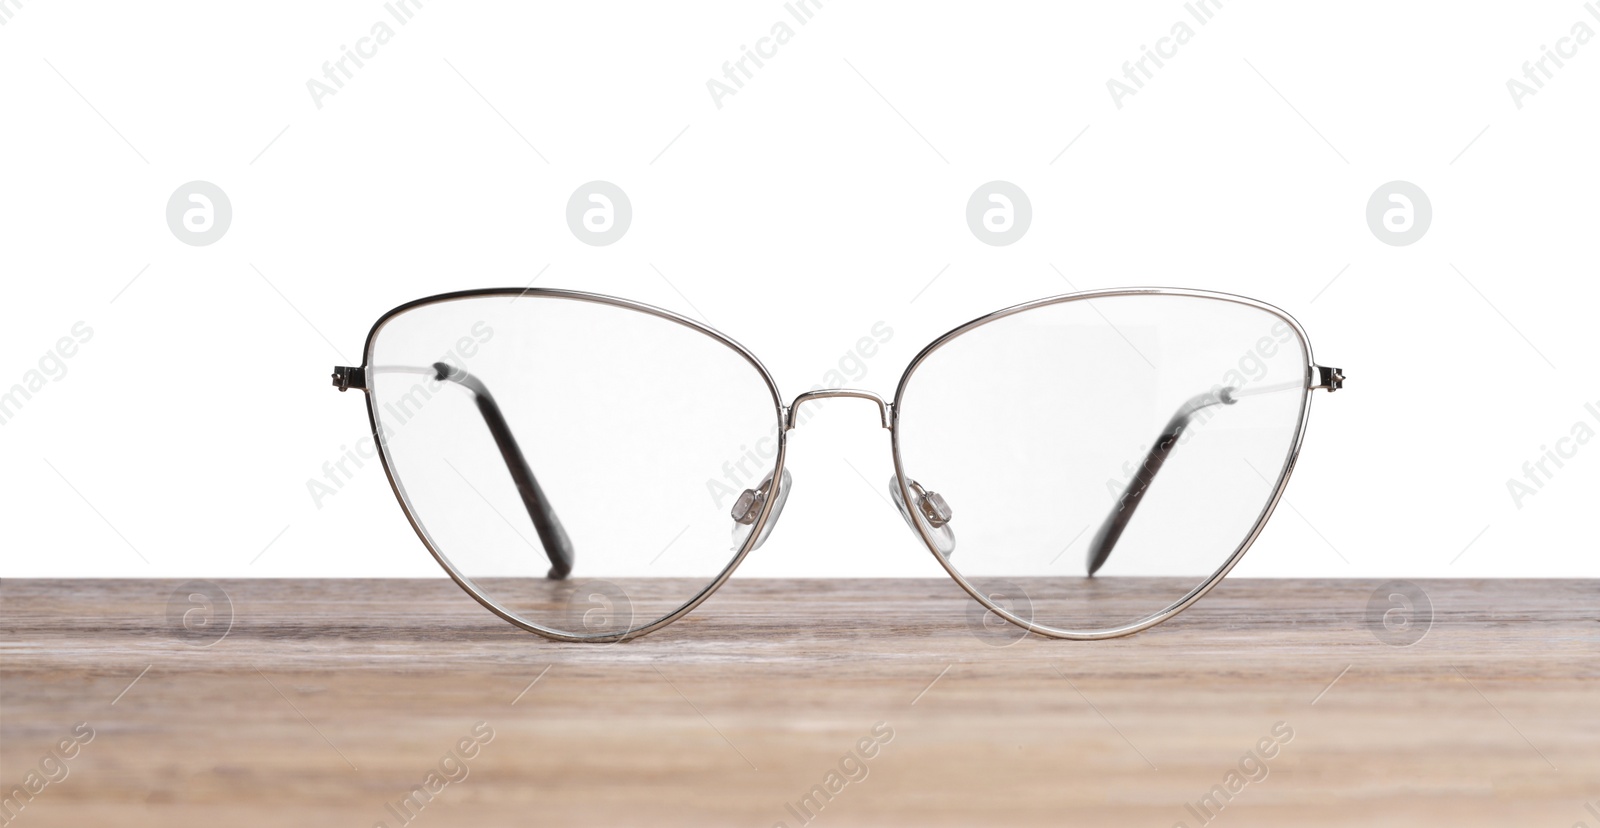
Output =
[{"x1": 2, "y1": 577, "x2": 1597, "y2": 827}]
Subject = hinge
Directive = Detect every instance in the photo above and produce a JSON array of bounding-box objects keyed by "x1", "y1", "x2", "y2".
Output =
[
  {"x1": 1313, "y1": 365, "x2": 1344, "y2": 392},
  {"x1": 331, "y1": 366, "x2": 365, "y2": 392}
]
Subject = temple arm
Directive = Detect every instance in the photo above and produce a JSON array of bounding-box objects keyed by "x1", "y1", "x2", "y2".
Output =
[
  {"x1": 430, "y1": 362, "x2": 574, "y2": 579},
  {"x1": 1085, "y1": 379, "x2": 1310, "y2": 576},
  {"x1": 336, "y1": 362, "x2": 573, "y2": 579}
]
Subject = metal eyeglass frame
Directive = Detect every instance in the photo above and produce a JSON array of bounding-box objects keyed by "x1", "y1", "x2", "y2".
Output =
[{"x1": 332, "y1": 287, "x2": 1342, "y2": 643}]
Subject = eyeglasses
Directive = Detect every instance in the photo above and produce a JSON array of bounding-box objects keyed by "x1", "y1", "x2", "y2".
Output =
[{"x1": 332, "y1": 288, "x2": 1343, "y2": 642}]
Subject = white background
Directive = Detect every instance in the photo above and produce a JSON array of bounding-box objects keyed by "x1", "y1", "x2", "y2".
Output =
[{"x1": 2, "y1": 0, "x2": 1595, "y2": 579}]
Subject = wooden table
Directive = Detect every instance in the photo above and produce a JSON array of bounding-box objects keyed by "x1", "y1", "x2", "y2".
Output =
[{"x1": 2, "y1": 578, "x2": 1596, "y2": 826}]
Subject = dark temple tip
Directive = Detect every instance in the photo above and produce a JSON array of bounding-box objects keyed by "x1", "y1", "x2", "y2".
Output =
[{"x1": 1085, "y1": 517, "x2": 1118, "y2": 577}]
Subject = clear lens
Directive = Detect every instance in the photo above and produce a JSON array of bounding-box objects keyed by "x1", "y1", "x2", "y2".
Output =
[
  {"x1": 367, "y1": 294, "x2": 783, "y2": 638},
  {"x1": 893, "y1": 293, "x2": 1309, "y2": 635}
]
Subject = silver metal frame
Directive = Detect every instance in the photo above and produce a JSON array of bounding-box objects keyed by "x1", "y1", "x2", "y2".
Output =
[
  {"x1": 357, "y1": 288, "x2": 788, "y2": 643},
  {"x1": 889, "y1": 287, "x2": 1321, "y2": 640},
  {"x1": 347, "y1": 286, "x2": 1333, "y2": 643},
  {"x1": 787, "y1": 388, "x2": 892, "y2": 430}
]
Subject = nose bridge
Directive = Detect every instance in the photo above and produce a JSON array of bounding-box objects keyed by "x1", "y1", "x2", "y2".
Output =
[{"x1": 785, "y1": 389, "x2": 892, "y2": 431}]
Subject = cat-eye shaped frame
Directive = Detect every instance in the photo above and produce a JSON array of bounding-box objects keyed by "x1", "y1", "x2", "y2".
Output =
[{"x1": 333, "y1": 287, "x2": 1342, "y2": 642}]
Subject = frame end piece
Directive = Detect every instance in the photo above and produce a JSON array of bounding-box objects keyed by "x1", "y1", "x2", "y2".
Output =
[{"x1": 331, "y1": 366, "x2": 366, "y2": 392}]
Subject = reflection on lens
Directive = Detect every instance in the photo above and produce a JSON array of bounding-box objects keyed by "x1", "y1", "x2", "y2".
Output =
[
  {"x1": 368, "y1": 294, "x2": 782, "y2": 638},
  {"x1": 895, "y1": 293, "x2": 1309, "y2": 635}
]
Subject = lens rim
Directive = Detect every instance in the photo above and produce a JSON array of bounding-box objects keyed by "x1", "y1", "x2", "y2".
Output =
[
  {"x1": 889, "y1": 287, "x2": 1318, "y2": 640},
  {"x1": 359, "y1": 288, "x2": 788, "y2": 642}
]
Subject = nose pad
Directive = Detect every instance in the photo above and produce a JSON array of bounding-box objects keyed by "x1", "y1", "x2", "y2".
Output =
[
  {"x1": 730, "y1": 468, "x2": 793, "y2": 550},
  {"x1": 889, "y1": 476, "x2": 956, "y2": 557}
]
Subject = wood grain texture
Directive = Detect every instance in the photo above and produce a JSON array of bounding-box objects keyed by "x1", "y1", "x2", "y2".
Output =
[{"x1": 2, "y1": 577, "x2": 1597, "y2": 827}]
